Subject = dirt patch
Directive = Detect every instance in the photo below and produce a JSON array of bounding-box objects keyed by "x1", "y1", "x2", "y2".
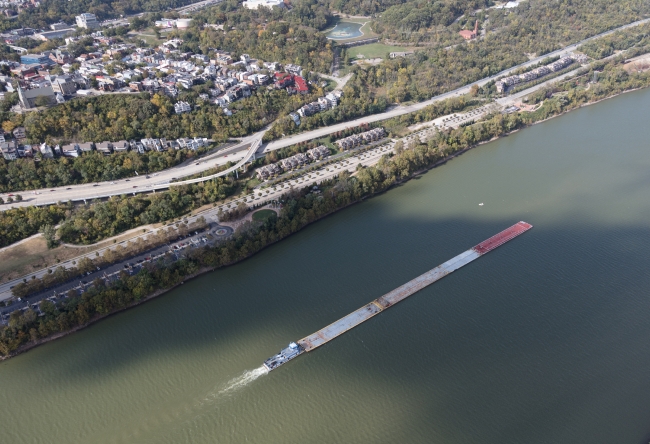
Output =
[{"x1": 624, "y1": 55, "x2": 650, "y2": 73}]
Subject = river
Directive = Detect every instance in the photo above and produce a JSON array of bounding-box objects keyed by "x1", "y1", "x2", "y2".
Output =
[{"x1": 2, "y1": 88, "x2": 650, "y2": 444}]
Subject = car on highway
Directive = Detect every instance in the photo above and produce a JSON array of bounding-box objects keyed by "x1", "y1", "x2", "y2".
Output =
[
  {"x1": 126, "y1": 179, "x2": 130, "y2": 182},
  {"x1": 146, "y1": 175, "x2": 150, "y2": 179},
  {"x1": 93, "y1": 184, "x2": 99, "y2": 187},
  {"x1": 66, "y1": 188, "x2": 71, "y2": 190},
  {"x1": 50, "y1": 189, "x2": 55, "y2": 192},
  {"x1": 133, "y1": 186, "x2": 137, "y2": 188}
]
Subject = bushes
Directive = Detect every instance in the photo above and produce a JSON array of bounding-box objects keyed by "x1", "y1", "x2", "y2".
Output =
[{"x1": 0, "y1": 204, "x2": 67, "y2": 248}]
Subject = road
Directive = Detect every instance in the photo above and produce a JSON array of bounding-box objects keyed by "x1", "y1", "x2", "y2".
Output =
[
  {"x1": 2, "y1": 17, "x2": 649, "y2": 211},
  {"x1": 0, "y1": 223, "x2": 234, "y2": 324},
  {"x1": 101, "y1": 0, "x2": 224, "y2": 27},
  {"x1": 0, "y1": 95, "x2": 494, "y2": 307},
  {"x1": 0, "y1": 201, "x2": 230, "y2": 301},
  {"x1": 0, "y1": 133, "x2": 261, "y2": 209}
]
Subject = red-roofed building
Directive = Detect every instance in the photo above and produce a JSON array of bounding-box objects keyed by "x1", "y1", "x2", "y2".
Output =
[
  {"x1": 274, "y1": 72, "x2": 294, "y2": 89},
  {"x1": 459, "y1": 20, "x2": 478, "y2": 40},
  {"x1": 292, "y1": 76, "x2": 309, "y2": 94}
]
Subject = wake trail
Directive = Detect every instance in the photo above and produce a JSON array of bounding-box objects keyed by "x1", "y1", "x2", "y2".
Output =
[{"x1": 213, "y1": 365, "x2": 269, "y2": 398}]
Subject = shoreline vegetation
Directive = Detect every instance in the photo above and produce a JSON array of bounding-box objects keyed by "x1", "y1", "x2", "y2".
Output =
[{"x1": 1, "y1": 55, "x2": 649, "y2": 359}]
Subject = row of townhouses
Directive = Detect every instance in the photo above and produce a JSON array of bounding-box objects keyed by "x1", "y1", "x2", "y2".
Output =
[
  {"x1": 496, "y1": 53, "x2": 589, "y2": 93},
  {"x1": 335, "y1": 128, "x2": 386, "y2": 150},
  {"x1": 289, "y1": 90, "x2": 343, "y2": 126},
  {"x1": 0, "y1": 136, "x2": 209, "y2": 160},
  {"x1": 256, "y1": 145, "x2": 330, "y2": 180}
]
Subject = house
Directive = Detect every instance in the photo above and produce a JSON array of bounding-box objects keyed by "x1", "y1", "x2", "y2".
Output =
[
  {"x1": 285, "y1": 64, "x2": 302, "y2": 76},
  {"x1": 242, "y1": 0, "x2": 284, "y2": 10},
  {"x1": 307, "y1": 145, "x2": 330, "y2": 161},
  {"x1": 174, "y1": 101, "x2": 192, "y2": 114},
  {"x1": 51, "y1": 76, "x2": 77, "y2": 95},
  {"x1": 39, "y1": 143, "x2": 54, "y2": 158},
  {"x1": 0, "y1": 140, "x2": 17, "y2": 160},
  {"x1": 113, "y1": 140, "x2": 130, "y2": 152},
  {"x1": 289, "y1": 112, "x2": 301, "y2": 126},
  {"x1": 78, "y1": 142, "x2": 94, "y2": 152},
  {"x1": 61, "y1": 143, "x2": 81, "y2": 157},
  {"x1": 95, "y1": 141, "x2": 113, "y2": 154},
  {"x1": 49, "y1": 49, "x2": 73, "y2": 65},
  {"x1": 76, "y1": 13, "x2": 100, "y2": 29},
  {"x1": 12, "y1": 126, "x2": 26, "y2": 139},
  {"x1": 256, "y1": 163, "x2": 283, "y2": 180},
  {"x1": 459, "y1": 21, "x2": 478, "y2": 40}
]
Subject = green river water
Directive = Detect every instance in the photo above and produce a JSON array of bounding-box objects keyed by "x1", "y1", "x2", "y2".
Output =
[{"x1": 2, "y1": 88, "x2": 650, "y2": 444}]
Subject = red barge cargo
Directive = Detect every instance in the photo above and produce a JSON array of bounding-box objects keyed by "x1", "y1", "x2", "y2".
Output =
[{"x1": 263, "y1": 221, "x2": 533, "y2": 371}]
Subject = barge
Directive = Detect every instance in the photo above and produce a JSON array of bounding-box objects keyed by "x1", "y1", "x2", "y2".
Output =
[{"x1": 262, "y1": 221, "x2": 532, "y2": 371}]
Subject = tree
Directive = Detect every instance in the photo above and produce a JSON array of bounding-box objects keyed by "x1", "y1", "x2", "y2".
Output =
[
  {"x1": 2, "y1": 120, "x2": 15, "y2": 133},
  {"x1": 40, "y1": 224, "x2": 59, "y2": 249},
  {"x1": 14, "y1": 194, "x2": 22, "y2": 202}
]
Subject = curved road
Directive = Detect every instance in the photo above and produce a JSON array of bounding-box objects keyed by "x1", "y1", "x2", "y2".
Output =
[
  {"x1": 0, "y1": 133, "x2": 262, "y2": 209},
  {"x1": 2, "y1": 17, "x2": 648, "y2": 211}
]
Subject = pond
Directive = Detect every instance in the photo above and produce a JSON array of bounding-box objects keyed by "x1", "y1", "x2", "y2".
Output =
[{"x1": 325, "y1": 21, "x2": 364, "y2": 40}]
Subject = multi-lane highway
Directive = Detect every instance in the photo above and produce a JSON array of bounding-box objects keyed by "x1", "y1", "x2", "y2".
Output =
[
  {"x1": 0, "y1": 133, "x2": 261, "y2": 209},
  {"x1": 2, "y1": 17, "x2": 649, "y2": 211},
  {"x1": 0, "y1": 196, "x2": 229, "y2": 301},
  {"x1": 0, "y1": 222, "x2": 234, "y2": 323}
]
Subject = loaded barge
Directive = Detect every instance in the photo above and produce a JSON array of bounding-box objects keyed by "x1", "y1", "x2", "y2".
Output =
[{"x1": 263, "y1": 221, "x2": 533, "y2": 371}]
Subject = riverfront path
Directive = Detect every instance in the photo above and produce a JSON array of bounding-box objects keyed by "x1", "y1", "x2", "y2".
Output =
[{"x1": 1, "y1": 17, "x2": 648, "y2": 211}]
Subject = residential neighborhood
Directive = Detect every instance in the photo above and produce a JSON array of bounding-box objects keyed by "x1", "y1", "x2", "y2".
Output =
[
  {"x1": 0, "y1": 18, "x2": 324, "y2": 130},
  {"x1": 0, "y1": 134, "x2": 210, "y2": 160}
]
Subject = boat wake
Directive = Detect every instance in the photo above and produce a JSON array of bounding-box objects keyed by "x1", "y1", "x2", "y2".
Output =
[{"x1": 217, "y1": 365, "x2": 269, "y2": 396}]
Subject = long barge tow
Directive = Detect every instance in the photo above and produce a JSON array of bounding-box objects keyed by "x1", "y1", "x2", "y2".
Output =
[{"x1": 263, "y1": 221, "x2": 533, "y2": 371}]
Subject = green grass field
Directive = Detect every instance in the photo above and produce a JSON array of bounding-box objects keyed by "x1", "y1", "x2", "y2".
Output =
[
  {"x1": 252, "y1": 209, "x2": 277, "y2": 222},
  {"x1": 349, "y1": 43, "x2": 414, "y2": 60}
]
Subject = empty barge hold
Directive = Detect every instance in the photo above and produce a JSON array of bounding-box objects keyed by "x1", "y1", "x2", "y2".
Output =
[{"x1": 263, "y1": 221, "x2": 532, "y2": 371}]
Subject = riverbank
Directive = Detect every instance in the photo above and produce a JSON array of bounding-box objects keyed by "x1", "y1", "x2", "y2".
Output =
[{"x1": 2, "y1": 76, "x2": 649, "y2": 359}]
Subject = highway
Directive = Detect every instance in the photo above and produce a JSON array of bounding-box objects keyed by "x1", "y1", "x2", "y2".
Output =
[
  {"x1": 0, "y1": 133, "x2": 261, "y2": 209},
  {"x1": 2, "y1": 17, "x2": 649, "y2": 211},
  {"x1": 0, "y1": 201, "x2": 229, "y2": 301},
  {"x1": 0, "y1": 222, "x2": 234, "y2": 323},
  {"x1": 0, "y1": 100, "x2": 485, "y2": 303}
]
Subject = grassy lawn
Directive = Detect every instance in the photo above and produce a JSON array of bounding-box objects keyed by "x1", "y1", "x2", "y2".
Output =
[
  {"x1": 252, "y1": 209, "x2": 277, "y2": 222},
  {"x1": 129, "y1": 28, "x2": 163, "y2": 46},
  {"x1": 349, "y1": 43, "x2": 414, "y2": 60}
]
